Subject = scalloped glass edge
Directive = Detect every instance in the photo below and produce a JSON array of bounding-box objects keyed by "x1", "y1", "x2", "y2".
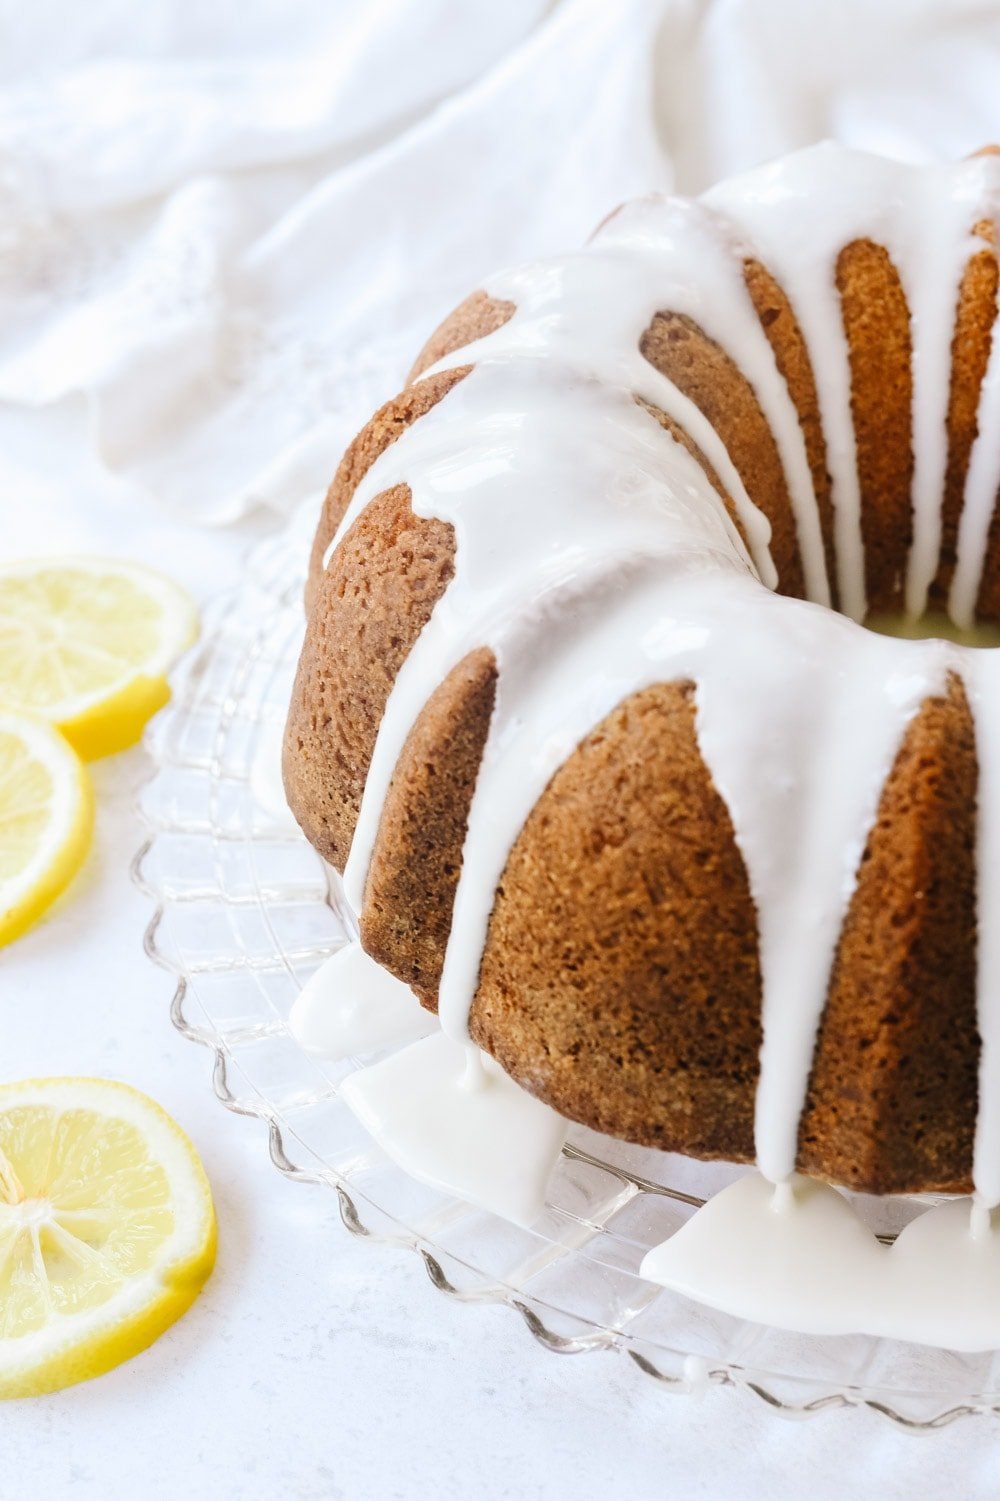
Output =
[{"x1": 130, "y1": 519, "x2": 1000, "y2": 1432}]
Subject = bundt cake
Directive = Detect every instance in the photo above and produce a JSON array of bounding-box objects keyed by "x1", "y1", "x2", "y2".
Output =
[{"x1": 283, "y1": 142, "x2": 1000, "y2": 1207}]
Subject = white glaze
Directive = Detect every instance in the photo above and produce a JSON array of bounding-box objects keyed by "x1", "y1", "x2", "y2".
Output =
[
  {"x1": 289, "y1": 942, "x2": 437, "y2": 1060},
  {"x1": 305, "y1": 144, "x2": 1000, "y2": 1341},
  {"x1": 708, "y1": 150, "x2": 992, "y2": 621},
  {"x1": 339, "y1": 1032, "x2": 567, "y2": 1228},
  {"x1": 950, "y1": 300, "x2": 1000, "y2": 628},
  {"x1": 640, "y1": 1171, "x2": 1000, "y2": 1353}
]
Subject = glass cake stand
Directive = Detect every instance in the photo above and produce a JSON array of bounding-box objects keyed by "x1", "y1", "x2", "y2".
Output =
[{"x1": 132, "y1": 516, "x2": 1000, "y2": 1431}]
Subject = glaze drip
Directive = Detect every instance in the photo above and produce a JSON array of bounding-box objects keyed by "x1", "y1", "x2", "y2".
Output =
[
  {"x1": 319, "y1": 143, "x2": 1000, "y2": 1207},
  {"x1": 640, "y1": 1171, "x2": 1000, "y2": 1352}
]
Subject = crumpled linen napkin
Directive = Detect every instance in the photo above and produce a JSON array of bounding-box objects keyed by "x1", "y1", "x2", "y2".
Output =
[{"x1": 2, "y1": 0, "x2": 1000, "y2": 524}]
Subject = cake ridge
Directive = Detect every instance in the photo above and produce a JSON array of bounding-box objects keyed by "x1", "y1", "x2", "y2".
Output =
[{"x1": 286, "y1": 141, "x2": 1000, "y2": 1203}]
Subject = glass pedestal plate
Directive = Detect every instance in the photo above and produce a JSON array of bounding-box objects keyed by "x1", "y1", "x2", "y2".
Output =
[{"x1": 132, "y1": 518, "x2": 1000, "y2": 1430}]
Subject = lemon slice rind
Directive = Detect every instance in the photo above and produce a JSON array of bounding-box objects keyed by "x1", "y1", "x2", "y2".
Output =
[
  {"x1": 0, "y1": 557, "x2": 199, "y2": 759},
  {"x1": 0, "y1": 1078, "x2": 216, "y2": 1399},
  {"x1": 0, "y1": 712, "x2": 93, "y2": 947}
]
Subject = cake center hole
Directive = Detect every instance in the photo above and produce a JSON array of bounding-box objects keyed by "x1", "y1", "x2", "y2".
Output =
[{"x1": 863, "y1": 611, "x2": 1000, "y2": 649}]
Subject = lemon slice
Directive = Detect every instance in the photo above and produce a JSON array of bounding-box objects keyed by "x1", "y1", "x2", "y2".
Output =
[
  {"x1": 0, "y1": 712, "x2": 93, "y2": 947},
  {"x1": 0, "y1": 1078, "x2": 217, "y2": 1398},
  {"x1": 0, "y1": 558, "x2": 199, "y2": 759}
]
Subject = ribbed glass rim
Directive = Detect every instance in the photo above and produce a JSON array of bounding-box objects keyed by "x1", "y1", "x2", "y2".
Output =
[{"x1": 131, "y1": 516, "x2": 1000, "y2": 1432}]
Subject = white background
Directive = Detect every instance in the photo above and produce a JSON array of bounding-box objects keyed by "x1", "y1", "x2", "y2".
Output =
[{"x1": 7, "y1": 1, "x2": 1000, "y2": 1493}]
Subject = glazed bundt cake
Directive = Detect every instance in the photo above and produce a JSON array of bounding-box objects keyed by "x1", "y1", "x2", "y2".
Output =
[{"x1": 284, "y1": 143, "x2": 1000, "y2": 1205}]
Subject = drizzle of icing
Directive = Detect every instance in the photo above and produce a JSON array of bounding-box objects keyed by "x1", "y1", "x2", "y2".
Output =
[
  {"x1": 640, "y1": 1171, "x2": 1000, "y2": 1353},
  {"x1": 290, "y1": 941, "x2": 437, "y2": 1060},
  {"x1": 339, "y1": 1032, "x2": 568, "y2": 1228},
  {"x1": 301, "y1": 143, "x2": 1000, "y2": 1341},
  {"x1": 322, "y1": 143, "x2": 1000, "y2": 1200},
  {"x1": 293, "y1": 942, "x2": 568, "y2": 1221},
  {"x1": 951, "y1": 308, "x2": 1000, "y2": 628}
]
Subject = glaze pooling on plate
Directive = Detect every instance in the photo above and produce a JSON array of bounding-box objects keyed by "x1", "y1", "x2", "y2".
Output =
[
  {"x1": 339, "y1": 1030, "x2": 568, "y2": 1229},
  {"x1": 298, "y1": 143, "x2": 1000, "y2": 1345},
  {"x1": 290, "y1": 943, "x2": 437, "y2": 1060},
  {"x1": 640, "y1": 1173, "x2": 1000, "y2": 1354},
  {"x1": 290, "y1": 940, "x2": 567, "y2": 1224}
]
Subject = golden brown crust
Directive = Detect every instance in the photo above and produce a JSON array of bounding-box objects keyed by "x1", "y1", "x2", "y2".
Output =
[
  {"x1": 284, "y1": 484, "x2": 456, "y2": 868},
  {"x1": 978, "y1": 506, "x2": 1000, "y2": 621},
  {"x1": 306, "y1": 368, "x2": 469, "y2": 615},
  {"x1": 743, "y1": 257, "x2": 838, "y2": 607},
  {"x1": 640, "y1": 311, "x2": 806, "y2": 597},
  {"x1": 286, "y1": 216, "x2": 1000, "y2": 1197},
  {"x1": 974, "y1": 227, "x2": 1000, "y2": 620},
  {"x1": 290, "y1": 296, "x2": 510, "y2": 872},
  {"x1": 932, "y1": 227, "x2": 998, "y2": 610},
  {"x1": 798, "y1": 674, "x2": 978, "y2": 1193},
  {"x1": 361, "y1": 648, "x2": 498, "y2": 1008},
  {"x1": 463, "y1": 674, "x2": 978, "y2": 1189},
  {"x1": 837, "y1": 239, "x2": 913, "y2": 612},
  {"x1": 469, "y1": 682, "x2": 762, "y2": 1160},
  {"x1": 407, "y1": 291, "x2": 515, "y2": 385}
]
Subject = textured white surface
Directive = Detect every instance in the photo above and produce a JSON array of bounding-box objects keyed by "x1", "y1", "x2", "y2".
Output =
[{"x1": 4, "y1": 0, "x2": 1000, "y2": 527}]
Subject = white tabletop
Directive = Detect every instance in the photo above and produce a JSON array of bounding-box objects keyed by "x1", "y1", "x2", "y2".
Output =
[{"x1": 3, "y1": 400, "x2": 996, "y2": 1498}]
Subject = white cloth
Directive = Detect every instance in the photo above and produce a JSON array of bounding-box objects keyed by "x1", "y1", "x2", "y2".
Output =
[{"x1": 3, "y1": 0, "x2": 1000, "y2": 525}]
